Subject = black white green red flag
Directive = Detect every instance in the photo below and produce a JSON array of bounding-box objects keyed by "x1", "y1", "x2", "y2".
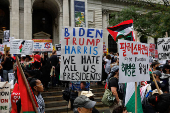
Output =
[{"x1": 107, "y1": 19, "x2": 135, "y2": 41}]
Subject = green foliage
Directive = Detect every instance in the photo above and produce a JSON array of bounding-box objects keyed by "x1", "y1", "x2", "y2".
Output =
[{"x1": 109, "y1": 4, "x2": 170, "y2": 38}]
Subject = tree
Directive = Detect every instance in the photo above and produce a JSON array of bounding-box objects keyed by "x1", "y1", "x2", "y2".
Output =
[{"x1": 109, "y1": 1, "x2": 170, "y2": 39}]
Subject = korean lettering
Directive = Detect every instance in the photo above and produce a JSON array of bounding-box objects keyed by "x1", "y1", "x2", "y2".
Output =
[{"x1": 121, "y1": 63, "x2": 136, "y2": 76}]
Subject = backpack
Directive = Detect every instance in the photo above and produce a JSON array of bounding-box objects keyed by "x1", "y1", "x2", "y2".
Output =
[{"x1": 101, "y1": 77, "x2": 115, "y2": 106}]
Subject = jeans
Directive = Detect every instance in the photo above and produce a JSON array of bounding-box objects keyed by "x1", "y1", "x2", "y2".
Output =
[{"x1": 3, "y1": 69, "x2": 13, "y2": 81}]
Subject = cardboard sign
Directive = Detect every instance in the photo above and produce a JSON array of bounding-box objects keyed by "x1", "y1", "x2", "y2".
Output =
[
  {"x1": 0, "y1": 82, "x2": 11, "y2": 113},
  {"x1": 8, "y1": 73, "x2": 15, "y2": 82},
  {"x1": 157, "y1": 37, "x2": 170, "y2": 60},
  {"x1": 10, "y1": 39, "x2": 33, "y2": 55},
  {"x1": 33, "y1": 39, "x2": 53, "y2": 52},
  {"x1": 60, "y1": 27, "x2": 103, "y2": 81},
  {"x1": 118, "y1": 40, "x2": 150, "y2": 83},
  {"x1": 55, "y1": 44, "x2": 61, "y2": 57}
]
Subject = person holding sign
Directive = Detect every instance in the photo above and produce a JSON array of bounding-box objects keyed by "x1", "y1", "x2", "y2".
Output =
[{"x1": 1, "y1": 50, "x2": 14, "y2": 81}]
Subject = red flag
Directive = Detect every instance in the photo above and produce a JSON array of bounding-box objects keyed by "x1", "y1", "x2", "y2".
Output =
[{"x1": 17, "y1": 67, "x2": 38, "y2": 113}]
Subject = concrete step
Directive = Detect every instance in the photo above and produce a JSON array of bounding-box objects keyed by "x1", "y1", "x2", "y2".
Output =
[
  {"x1": 42, "y1": 91, "x2": 63, "y2": 97},
  {"x1": 45, "y1": 100, "x2": 68, "y2": 108},
  {"x1": 43, "y1": 95, "x2": 63, "y2": 102},
  {"x1": 45, "y1": 102, "x2": 106, "y2": 113},
  {"x1": 45, "y1": 106, "x2": 70, "y2": 113}
]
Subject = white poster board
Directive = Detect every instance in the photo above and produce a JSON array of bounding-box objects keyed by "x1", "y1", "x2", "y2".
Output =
[
  {"x1": 0, "y1": 82, "x2": 11, "y2": 113},
  {"x1": 55, "y1": 44, "x2": 61, "y2": 57},
  {"x1": 3, "y1": 30, "x2": 10, "y2": 43},
  {"x1": 33, "y1": 39, "x2": 53, "y2": 52},
  {"x1": 157, "y1": 37, "x2": 170, "y2": 60},
  {"x1": 0, "y1": 44, "x2": 4, "y2": 54},
  {"x1": 10, "y1": 39, "x2": 33, "y2": 55},
  {"x1": 8, "y1": 73, "x2": 14, "y2": 82},
  {"x1": 60, "y1": 27, "x2": 103, "y2": 81},
  {"x1": 118, "y1": 40, "x2": 150, "y2": 83}
]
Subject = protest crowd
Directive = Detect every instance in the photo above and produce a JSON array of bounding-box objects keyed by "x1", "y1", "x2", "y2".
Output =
[{"x1": 0, "y1": 23, "x2": 170, "y2": 113}]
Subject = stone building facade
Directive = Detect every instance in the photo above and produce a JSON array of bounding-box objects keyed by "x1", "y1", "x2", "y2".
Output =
[{"x1": 0, "y1": 0, "x2": 157, "y2": 52}]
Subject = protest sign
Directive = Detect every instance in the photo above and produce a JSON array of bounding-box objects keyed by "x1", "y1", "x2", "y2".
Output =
[
  {"x1": 55, "y1": 44, "x2": 61, "y2": 57},
  {"x1": 10, "y1": 39, "x2": 33, "y2": 55},
  {"x1": 155, "y1": 49, "x2": 158, "y2": 59},
  {"x1": 118, "y1": 40, "x2": 150, "y2": 83},
  {"x1": 149, "y1": 43, "x2": 155, "y2": 56},
  {"x1": 3, "y1": 30, "x2": 10, "y2": 43},
  {"x1": 60, "y1": 27, "x2": 103, "y2": 81},
  {"x1": 0, "y1": 82, "x2": 10, "y2": 113},
  {"x1": 157, "y1": 37, "x2": 170, "y2": 60},
  {"x1": 0, "y1": 44, "x2": 4, "y2": 54},
  {"x1": 33, "y1": 39, "x2": 53, "y2": 52},
  {"x1": 8, "y1": 73, "x2": 14, "y2": 82}
]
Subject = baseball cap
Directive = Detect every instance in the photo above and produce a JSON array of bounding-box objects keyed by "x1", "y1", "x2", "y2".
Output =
[
  {"x1": 153, "y1": 70, "x2": 162, "y2": 78},
  {"x1": 110, "y1": 65, "x2": 119, "y2": 73},
  {"x1": 73, "y1": 95, "x2": 96, "y2": 109},
  {"x1": 81, "y1": 91, "x2": 94, "y2": 97}
]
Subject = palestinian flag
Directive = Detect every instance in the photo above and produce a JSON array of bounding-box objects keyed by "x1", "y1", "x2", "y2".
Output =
[
  {"x1": 17, "y1": 67, "x2": 38, "y2": 113},
  {"x1": 107, "y1": 19, "x2": 135, "y2": 41},
  {"x1": 19, "y1": 41, "x2": 25, "y2": 52}
]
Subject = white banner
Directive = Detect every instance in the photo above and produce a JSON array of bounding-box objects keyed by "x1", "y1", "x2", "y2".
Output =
[
  {"x1": 157, "y1": 37, "x2": 170, "y2": 60},
  {"x1": 10, "y1": 39, "x2": 33, "y2": 55},
  {"x1": 0, "y1": 82, "x2": 11, "y2": 113},
  {"x1": 8, "y1": 73, "x2": 14, "y2": 82},
  {"x1": 60, "y1": 27, "x2": 103, "y2": 81},
  {"x1": 118, "y1": 40, "x2": 150, "y2": 83}
]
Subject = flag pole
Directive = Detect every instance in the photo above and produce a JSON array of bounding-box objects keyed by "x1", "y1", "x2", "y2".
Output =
[
  {"x1": 16, "y1": 56, "x2": 38, "y2": 113},
  {"x1": 151, "y1": 73, "x2": 161, "y2": 94},
  {"x1": 134, "y1": 31, "x2": 137, "y2": 113}
]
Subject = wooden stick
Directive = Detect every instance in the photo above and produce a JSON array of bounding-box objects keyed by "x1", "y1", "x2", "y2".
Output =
[
  {"x1": 135, "y1": 82, "x2": 137, "y2": 113},
  {"x1": 166, "y1": 32, "x2": 168, "y2": 37},
  {"x1": 151, "y1": 73, "x2": 161, "y2": 95},
  {"x1": 16, "y1": 56, "x2": 38, "y2": 113}
]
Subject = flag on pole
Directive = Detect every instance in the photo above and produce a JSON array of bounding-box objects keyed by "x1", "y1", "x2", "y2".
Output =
[
  {"x1": 17, "y1": 67, "x2": 38, "y2": 113},
  {"x1": 125, "y1": 82, "x2": 143, "y2": 113},
  {"x1": 107, "y1": 19, "x2": 135, "y2": 41}
]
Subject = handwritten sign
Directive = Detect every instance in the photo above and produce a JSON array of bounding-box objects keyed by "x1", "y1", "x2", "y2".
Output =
[
  {"x1": 33, "y1": 39, "x2": 53, "y2": 52},
  {"x1": 8, "y1": 73, "x2": 14, "y2": 82},
  {"x1": 149, "y1": 43, "x2": 155, "y2": 56},
  {"x1": 60, "y1": 27, "x2": 103, "y2": 81},
  {"x1": 0, "y1": 82, "x2": 10, "y2": 113},
  {"x1": 55, "y1": 44, "x2": 61, "y2": 57},
  {"x1": 157, "y1": 37, "x2": 170, "y2": 60},
  {"x1": 10, "y1": 39, "x2": 33, "y2": 55},
  {"x1": 118, "y1": 40, "x2": 150, "y2": 83}
]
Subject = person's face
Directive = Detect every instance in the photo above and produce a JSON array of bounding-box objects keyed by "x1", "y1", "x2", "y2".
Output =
[
  {"x1": 123, "y1": 110, "x2": 128, "y2": 113},
  {"x1": 34, "y1": 80, "x2": 44, "y2": 92},
  {"x1": 77, "y1": 107, "x2": 93, "y2": 113},
  {"x1": 80, "y1": 83, "x2": 85, "y2": 90},
  {"x1": 44, "y1": 52, "x2": 48, "y2": 56},
  {"x1": 165, "y1": 68, "x2": 169, "y2": 73}
]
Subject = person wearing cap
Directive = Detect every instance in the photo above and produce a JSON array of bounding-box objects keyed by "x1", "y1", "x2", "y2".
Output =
[
  {"x1": 107, "y1": 66, "x2": 122, "y2": 113},
  {"x1": 81, "y1": 91, "x2": 99, "y2": 113},
  {"x1": 73, "y1": 95, "x2": 96, "y2": 113}
]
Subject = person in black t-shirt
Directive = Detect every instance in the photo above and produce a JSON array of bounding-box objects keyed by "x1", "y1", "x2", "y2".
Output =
[
  {"x1": 108, "y1": 66, "x2": 122, "y2": 113},
  {"x1": 1, "y1": 51, "x2": 14, "y2": 81}
]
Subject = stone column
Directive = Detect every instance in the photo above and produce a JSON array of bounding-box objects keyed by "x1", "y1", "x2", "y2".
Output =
[
  {"x1": 102, "y1": 9, "x2": 109, "y2": 49},
  {"x1": 10, "y1": 0, "x2": 19, "y2": 39},
  {"x1": 24, "y1": 0, "x2": 32, "y2": 40},
  {"x1": 59, "y1": 12, "x2": 63, "y2": 42},
  {"x1": 63, "y1": 0, "x2": 69, "y2": 26}
]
